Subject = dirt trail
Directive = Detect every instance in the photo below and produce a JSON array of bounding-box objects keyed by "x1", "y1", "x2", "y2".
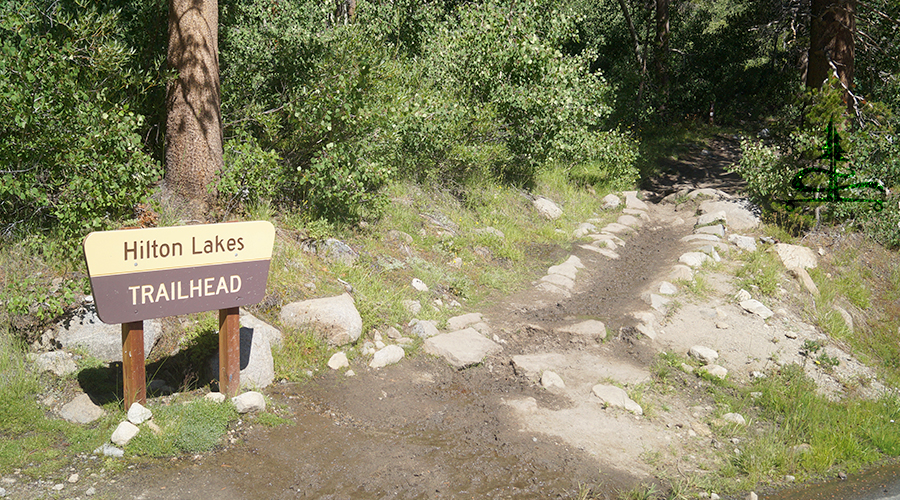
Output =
[
  {"x1": 97, "y1": 216, "x2": 697, "y2": 499},
  {"x1": 92, "y1": 136, "x2": 884, "y2": 499}
]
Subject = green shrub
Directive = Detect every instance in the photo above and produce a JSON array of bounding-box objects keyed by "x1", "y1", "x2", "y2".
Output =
[
  {"x1": 128, "y1": 399, "x2": 238, "y2": 457},
  {"x1": 0, "y1": 3, "x2": 162, "y2": 239}
]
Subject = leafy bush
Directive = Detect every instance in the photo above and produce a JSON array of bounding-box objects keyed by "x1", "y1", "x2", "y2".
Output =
[
  {"x1": 0, "y1": 3, "x2": 162, "y2": 239},
  {"x1": 729, "y1": 78, "x2": 900, "y2": 247}
]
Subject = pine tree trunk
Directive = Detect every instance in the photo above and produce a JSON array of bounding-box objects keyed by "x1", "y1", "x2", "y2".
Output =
[
  {"x1": 654, "y1": 0, "x2": 670, "y2": 115},
  {"x1": 807, "y1": 0, "x2": 855, "y2": 109},
  {"x1": 165, "y1": 0, "x2": 223, "y2": 217}
]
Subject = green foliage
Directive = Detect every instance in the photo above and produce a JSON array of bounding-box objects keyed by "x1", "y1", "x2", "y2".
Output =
[
  {"x1": 127, "y1": 398, "x2": 238, "y2": 456},
  {"x1": 0, "y1": 1, "x2": 162, "y2": 240},
  {"x1": 219, "y1": 135, "x2": 284, "y2": 210},
  {"x1": 729, "y1": 77, "x2": 900, "y2": 247}
]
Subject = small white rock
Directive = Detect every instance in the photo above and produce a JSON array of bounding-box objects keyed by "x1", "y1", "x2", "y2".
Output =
[
  {"x1": 723, "y1": 412, "x2": 747, "y2": 425},
  {"x1": 411, "y1": 278, "x2": 429, "y2": 292},
  {"x1": 369, "y1": 345, "x2": 405, "y2": 369},
  {"x1": 205, "y1": 392, "x2": 226, "y2": 403},
  {"x1": 232, "y1": 391, "x2": 266, "y2": 414},
  {"x1": 126, "y1": 402, "x2": 152, "y2": 425},
  {"x1": 327, "y1": 352, "x2": 350, "y2": 370},
  {"x1": 110, "y1": 421, "x2": 140, "y2": 447},
  {"x1": 67, "y1": 473, "x2": 78, "y2": 483},
  {"x1": 540, "y1": 371, "x2": 566, "y2": 389}
]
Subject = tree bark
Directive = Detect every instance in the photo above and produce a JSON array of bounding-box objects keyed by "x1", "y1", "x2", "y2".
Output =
[
  {"x1": 807, "y1": 0, "x2": 856, "y2": 111},
  {"x1": 165, "y1": 0, "x2": 223, "y2": 216},
  {"x1": 654, "y1": 0, "x2": 670, "y2": 114}
]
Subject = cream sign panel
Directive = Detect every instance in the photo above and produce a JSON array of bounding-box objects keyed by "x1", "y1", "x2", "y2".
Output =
[{"x1": 83, "y1": 221, "x2": 275, "y2": 324}]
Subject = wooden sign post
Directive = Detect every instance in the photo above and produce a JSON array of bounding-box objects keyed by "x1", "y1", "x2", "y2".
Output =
[{"x1": 83, "y1": 221, "x2": 275, "y2": 410}]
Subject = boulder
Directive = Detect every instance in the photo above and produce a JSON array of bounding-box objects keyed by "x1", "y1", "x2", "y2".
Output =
[
  {"x1": 34, "y1": 351, "x2": 77, "y2": 377},
  {"x1": 327, "y1": 352, "x2": 349, "y2": 370},
  {"x1": 698, "y1": 200, "x2": 760, "y2": 230},
  {"x1": 402, "y1": 299, "x2": 422, "y2": 315},
  {"x1": 409, "y1": 319, "x2": 440, "y2": 339},
  {"x1": 239, "y1": 310, "x2": 283, "y2": 348},
  {"x1": 697, "y1": 210, "x2": 728, "y2": 226},
  {"x1": 55, "y1": 305, "x2": 162, "y2": 363},
  {"x1": 700, "y1": 364, "x2": 728, "y2": 379},
  {"x1": 695, "y1": 224, "x2": 725, "y2": 237},
  {"x1": 689, "y1": 346, "x2": 719, "y2": 365},
  {"x1": 740, "y1": 299, "x2": 774, "y2": 320},
  {"x1": 59, "y1": 394, "x2": 105, "y2": 424},
  {"x1": 773, "y1": 243, "x2": 818, "y2": 270},
  {"x1": 424, "y1": 328, "x2": 502, "y2": 369},
  {"x1": 591, "y1": 384, "x2": 643, "y2": 415},
  {"x1": 533, "y1": 197, "x2": 563, "y2": 220},
  {"x1": 602, "y1": 194, "x2": 621, "y2": 209},
  {"x1": 723, "y1": 412, "x2": 747, "y2": 425},
  {"x1": 547, "y1": 262, "x2": 579, "y2": 280},
  {"x1": 658, "y1": 281, "x2": 678, "y2": 295},
  {"x1": 679, "y1": 252, "x2": 710, "y2": 268},
  {"x1": 302, "y1": 238, "x2": 358, "y2": 264},
  {"x1": 208, "y1": 323, "x2": 274, "y2": 390},
  {"x1": 446, "y1": 313, "x2": 484, "y2": 332},
  {"x1": 623, "y1": 191, "x2": 649, "y2": 210},
  {"x1": 126, "y1": 402, "x2": 152, "y2": 425},
  {"x1": 111, "y1": 421, "x2": 139, "y2": 447},
  {"x1": 369, "y1": 345, "x2": 405, "y2": 369},
  {"x1": 280, "y1": 293, "x2": 362, "y2": 346},
  {"x1": 540, "y1": 273, "x2": 575, "y2": 290},
  {"x1": 573, "y1": 223, "x2": 597, "y2": 238},
  {"x1": 728, "y1": 234, "x2": 758, "y2": 252},
  {"x1": 540, "y1": 371, "x2": 566, "y2": 389}
]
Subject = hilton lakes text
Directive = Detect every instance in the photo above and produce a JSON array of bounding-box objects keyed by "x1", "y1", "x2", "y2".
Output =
[{"x1": 124, "y1": 236, "x2": 245, "y2": 260}]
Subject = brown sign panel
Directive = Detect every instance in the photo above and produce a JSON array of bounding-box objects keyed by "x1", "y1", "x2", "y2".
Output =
[{"x1": 84, "y1": 222, "x2": 275, "y2": 323}]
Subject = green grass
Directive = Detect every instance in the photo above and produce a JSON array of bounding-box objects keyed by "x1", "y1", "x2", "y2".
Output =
[
  {"x1": 0, "y1": 333, "x2": 114, "y2": 477},
  {"x1": 675, "y1": 274, "x2": 712, "y2": 299},
  {"x1": 713, "y1": 365, "x2": 900, "y2": 487},
  {"x1": 127, "y1": 397, "x2": 238, "y2": 457},
  {"x1": 734, "y1": 248, "x2": 783, "y2": 297},
  {"x1": 272, "y1": 327, "x2": 331, "y2": 382}
]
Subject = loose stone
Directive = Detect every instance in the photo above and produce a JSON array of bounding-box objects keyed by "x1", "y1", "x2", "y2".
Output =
[
  {"x1": 127, "y1": 402, "x2": 152, "y2": 425},
  {"x1": 370, "y1": 345, "x2": 405, "y2": 368},
  {"x1": 328, "y1": 352, "x2": 349, "y2": 370},
  {"x1": 540, "y1": 371, "x2": 565, "y2": 389},
  {"x1": 689, "y1": 346, "x2": 719, "y2": 365},
  {"x1": 740, "y1": 299, "x2": 774, "y2": 319},
  {"x1": 111, "y1": 421, "x2": 139, "y2": 446},
  {"x1": 232, "y1": 391, "x2": 266, "y2": 414}
]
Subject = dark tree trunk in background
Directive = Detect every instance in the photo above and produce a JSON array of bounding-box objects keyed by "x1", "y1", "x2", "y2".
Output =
[
  {"x1": 654, "y1": 0, "x2": 670, "y2": 115},
  {"x1": 165, "y1": 0, "x2": 223, "y2": 217},
  {"x1": 807, "y1": 0, "x2": 856, "y2": 111}
]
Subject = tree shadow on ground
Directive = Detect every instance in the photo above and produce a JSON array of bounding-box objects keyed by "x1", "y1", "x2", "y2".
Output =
[{"x1": 640, "y1": 135, "x2": 747, "y2": 201}]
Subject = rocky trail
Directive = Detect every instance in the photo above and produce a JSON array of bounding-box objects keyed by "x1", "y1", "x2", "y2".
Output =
[{"x1": 9, "y1": 138, "x2": 887, "y2": 499}]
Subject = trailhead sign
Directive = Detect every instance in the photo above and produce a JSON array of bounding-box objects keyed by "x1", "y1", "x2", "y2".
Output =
[{"x1": 83, "y1": 221, "x2": 276, "y2": 324}]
